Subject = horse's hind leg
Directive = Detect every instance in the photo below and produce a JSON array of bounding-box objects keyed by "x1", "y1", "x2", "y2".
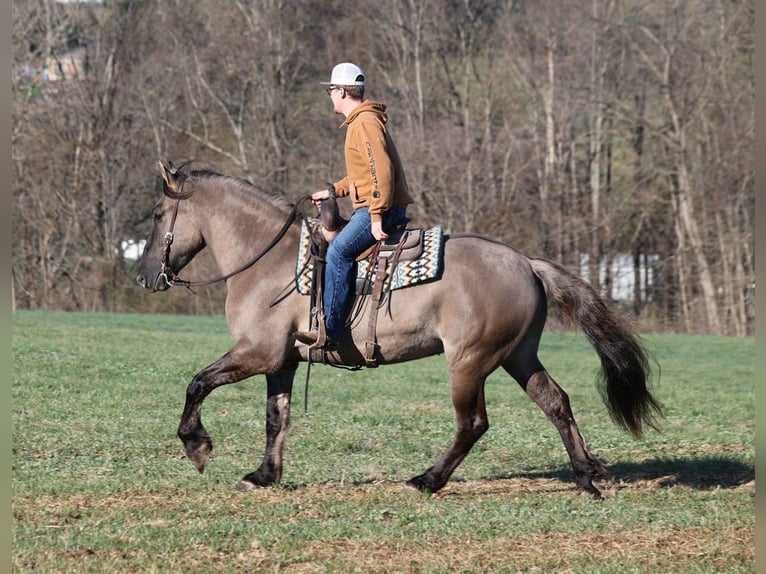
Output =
[
  {"x1": 407, "y1": 364, "x2": 490, "y2": 494},
  {"x1": 505, "y1": 358, "x2": 607, "y2": 499},
  {"x1": 239, "y1": 366, "x2": 296, "y2": 490}
]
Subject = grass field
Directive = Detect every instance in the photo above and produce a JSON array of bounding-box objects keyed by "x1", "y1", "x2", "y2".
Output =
[{"x1": 12, "y1": 310, "x2": 754, "y2": 573}]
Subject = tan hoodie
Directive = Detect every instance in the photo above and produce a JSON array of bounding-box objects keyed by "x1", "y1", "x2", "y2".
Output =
[{"x1": 332, "y1": 100, "x2": 415, "y2": 223}]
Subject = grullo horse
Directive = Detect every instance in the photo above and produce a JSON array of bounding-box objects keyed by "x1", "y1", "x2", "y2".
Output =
[{"x1": 135, "y1": 160, "x2": 662, "y2": 498}]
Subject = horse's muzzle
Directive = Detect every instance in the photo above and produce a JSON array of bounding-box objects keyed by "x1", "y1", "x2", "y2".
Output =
[{"x1": 135, "y1": 272, "x2": 170, "y2": 292}]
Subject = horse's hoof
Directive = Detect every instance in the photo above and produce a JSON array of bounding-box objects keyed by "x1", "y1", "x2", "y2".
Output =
[
  {"x1": 186, "y1": 442, "x2": 212, "y2": 474},
  {"x1": 578, "y1": 483, "x2": 603, "y2": 500},
  {"x1": 405, "y1": 475, "x2": 442, "y2": 494},
  {"x1": 237, "y1": 480, "x2": 258, "y2": 491},
  {"x1": 239, "y1": 469, "x2": 279, "y2": 489},
  {"x1": 404, "y1": 480, "x2": 423, "y2": 492}
]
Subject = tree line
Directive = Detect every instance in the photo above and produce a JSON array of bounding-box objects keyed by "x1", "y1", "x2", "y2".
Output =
[{"x1": 12, "y1": 0, "x2": 754, "y2": 335}]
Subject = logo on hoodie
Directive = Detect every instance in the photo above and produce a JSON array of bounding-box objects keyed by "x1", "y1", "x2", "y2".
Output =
[{"x1": 365, "y1": 141, "x2": 379, "y2": 195}]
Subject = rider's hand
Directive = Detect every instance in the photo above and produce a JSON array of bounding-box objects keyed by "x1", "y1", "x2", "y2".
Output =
[
  {"x1": 311, "y1": 189, "x2": 330, "y2": 207},
  {"x1": 371, "y1": 220, "x2": 388, "y2": 241}
]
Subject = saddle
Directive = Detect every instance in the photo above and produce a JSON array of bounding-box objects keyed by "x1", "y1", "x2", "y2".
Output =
[
  {"x1": 312, "y1": 196, "x2": 425, "y2": 263},
  {"x1": 357, "y1": 226, "x2": 423, "y2": 264},
  {"x1": 305, "y1": 198, "x2": 434, "y2": 367}
]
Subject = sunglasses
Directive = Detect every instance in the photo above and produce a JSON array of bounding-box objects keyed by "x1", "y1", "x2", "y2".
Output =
[{"x1": 326, "y1": 86, "x2": 341, "y2": 96}]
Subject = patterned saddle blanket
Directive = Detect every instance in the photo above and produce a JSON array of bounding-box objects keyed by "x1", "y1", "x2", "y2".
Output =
[{"x1": 295, "y1": 219, "x2": 444, "y2": 295}]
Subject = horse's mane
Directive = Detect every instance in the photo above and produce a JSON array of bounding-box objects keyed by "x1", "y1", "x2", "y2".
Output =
[{"x1": 190, "y1": 169, "x2": 294, "y2": 213}]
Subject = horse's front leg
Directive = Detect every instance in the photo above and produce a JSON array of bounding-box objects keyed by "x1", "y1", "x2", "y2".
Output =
[
  {"x1": 178, "y1": 344, "x2": 258, "y2": 473},
  {"x1": 239, "y1": 366, "x2": 296, "y2": 490}
]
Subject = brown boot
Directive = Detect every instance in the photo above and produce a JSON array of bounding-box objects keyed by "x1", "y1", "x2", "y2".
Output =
[
  {"x1": 294, "y1": 330, "x2": 319, "y2": 345},
  {"x1": 294, "y1": 330, "x2": 339, "y2": 351}
]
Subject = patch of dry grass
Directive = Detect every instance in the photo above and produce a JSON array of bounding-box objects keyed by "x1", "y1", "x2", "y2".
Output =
[{"x1": 13, "y1": 478, "x2": 754, "y2": 573}]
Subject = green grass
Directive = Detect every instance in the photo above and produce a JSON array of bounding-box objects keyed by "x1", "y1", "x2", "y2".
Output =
[{"x1": 12, "y1": 310, "x2": 754, "y2": 572}]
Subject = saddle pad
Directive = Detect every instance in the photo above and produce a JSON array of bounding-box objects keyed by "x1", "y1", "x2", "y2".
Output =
[{"x1": 295, "y1": 219, "x2": 444, "y2": 295}]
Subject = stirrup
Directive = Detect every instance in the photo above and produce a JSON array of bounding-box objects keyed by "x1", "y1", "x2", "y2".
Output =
[
  {"x1": 294, "y1": 328, "x2": 328, "y2": 350},
  {"x1": 309, "y1": 329, "x2": 328, "y2": 350}
]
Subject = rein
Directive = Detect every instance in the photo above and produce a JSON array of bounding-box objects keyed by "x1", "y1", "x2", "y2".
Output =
[{"x1": 160, "y1": 190, "x2": 311, "y2": 289}]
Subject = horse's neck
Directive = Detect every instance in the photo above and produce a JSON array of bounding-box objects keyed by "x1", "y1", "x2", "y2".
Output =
[{"x1": 196, "y1": 186, "x2": 297, "y2": 276}]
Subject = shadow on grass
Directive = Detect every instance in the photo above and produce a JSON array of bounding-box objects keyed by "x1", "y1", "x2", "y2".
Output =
[
  {"x1": 277, "y1": 457, "x2": 753, "y2": 494},
  {"x1": 486, "y1": 455, "x2": 754, "y2": 491},
  {"x1": 606, "y1": 456, "x2": 754, "y2": 489}
]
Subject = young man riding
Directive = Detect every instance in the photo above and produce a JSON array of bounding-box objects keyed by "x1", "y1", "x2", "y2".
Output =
[{"x1": 294, "y1": 62, "x2": 414, "y2": 349}]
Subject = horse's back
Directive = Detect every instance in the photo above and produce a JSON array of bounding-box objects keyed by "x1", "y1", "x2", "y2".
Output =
[
  {"x1": 375, "y1": 233, "x2": 545, "y2": 361},
  {"x1": 442, "y1": 233, "x2": 538, "y2": 285}
]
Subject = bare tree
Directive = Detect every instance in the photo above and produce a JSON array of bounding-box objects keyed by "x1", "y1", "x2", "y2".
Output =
[
  {"x1": 617, "y1": 0, "x2": 753, "y2": 333},
  {"x1": 12, "y1": 0, "x2": 753, "y2": 334}
]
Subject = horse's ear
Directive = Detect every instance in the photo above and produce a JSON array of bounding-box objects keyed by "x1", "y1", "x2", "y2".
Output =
[
  {"x1": 158, "y1": 159, "x2": 179, "y2": 190},
  {"x1": 157, "y1": 159, "x2": 194, "y2": 199}
]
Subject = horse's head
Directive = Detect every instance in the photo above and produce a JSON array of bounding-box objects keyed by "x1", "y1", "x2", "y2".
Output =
[{"x1": 135, "y1": 160, "x2": 206, "y2": 292}]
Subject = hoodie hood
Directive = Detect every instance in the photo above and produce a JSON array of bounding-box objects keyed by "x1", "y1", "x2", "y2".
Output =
[{"x1": 343, "y1": 100, "x2": 388, "y2": 126}]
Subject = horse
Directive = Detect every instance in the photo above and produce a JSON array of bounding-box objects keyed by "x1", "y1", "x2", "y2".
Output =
[{"x1": 135, "y1": 160, "x2": 662, "y2": 499}]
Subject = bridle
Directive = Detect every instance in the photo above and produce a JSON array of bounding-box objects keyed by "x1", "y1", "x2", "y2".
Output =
[{"x1": 158, "y1": 183, "x2": 310, "y2": 289}]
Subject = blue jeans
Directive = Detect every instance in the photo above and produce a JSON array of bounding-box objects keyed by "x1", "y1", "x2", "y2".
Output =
[{"x1": 324, "y1": 205, "x2": 408, "y2": 339}]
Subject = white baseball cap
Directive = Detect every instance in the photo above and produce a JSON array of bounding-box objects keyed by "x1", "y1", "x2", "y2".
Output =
[{"x1": 320, "y1": 62, "x2": 365, "y2": 87}]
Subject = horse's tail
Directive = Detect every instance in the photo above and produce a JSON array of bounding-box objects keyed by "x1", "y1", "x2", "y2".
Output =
[{"x1": 529, "y1": 257, "x2": 663, "y2": 438}]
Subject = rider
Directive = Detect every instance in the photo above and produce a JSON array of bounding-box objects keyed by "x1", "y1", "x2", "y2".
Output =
[{"x1": 295, "y1": 62, "x2": 415, "y2": 349}]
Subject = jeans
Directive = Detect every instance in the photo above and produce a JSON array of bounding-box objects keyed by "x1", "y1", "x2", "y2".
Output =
[{"x1": 323, "y1": 205, "x2": 408, "y2": 340}]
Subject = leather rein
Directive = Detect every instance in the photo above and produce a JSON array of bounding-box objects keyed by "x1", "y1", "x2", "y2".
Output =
[{"x1": 159, "y1": 188, "x2": 311, "y2": 290}]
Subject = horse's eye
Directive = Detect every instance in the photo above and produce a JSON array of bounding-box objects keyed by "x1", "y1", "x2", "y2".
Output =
[{"x1": 153, "y1": 211, "x2": 163, "y2": 222}]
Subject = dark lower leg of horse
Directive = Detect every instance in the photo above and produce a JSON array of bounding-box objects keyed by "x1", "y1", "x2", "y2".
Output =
[
  {"x1": 239, "y1": 370, "x2": 295, "y2": 491},
  {"x1": 405, "y1": 435, "x2": 482, "y2": 494},
  {"x1": 178, "y1": 401, "x2": 212, "y2": 474},
  {"x1": 406, "y1": 383, "x2": 489, "y2": 494},
  {"x1": 524, "y1": 370, "x2": 607, "y2": 499},
  {"x1": 177, "y1": 351, "x2": 255, "y2": 474}
]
